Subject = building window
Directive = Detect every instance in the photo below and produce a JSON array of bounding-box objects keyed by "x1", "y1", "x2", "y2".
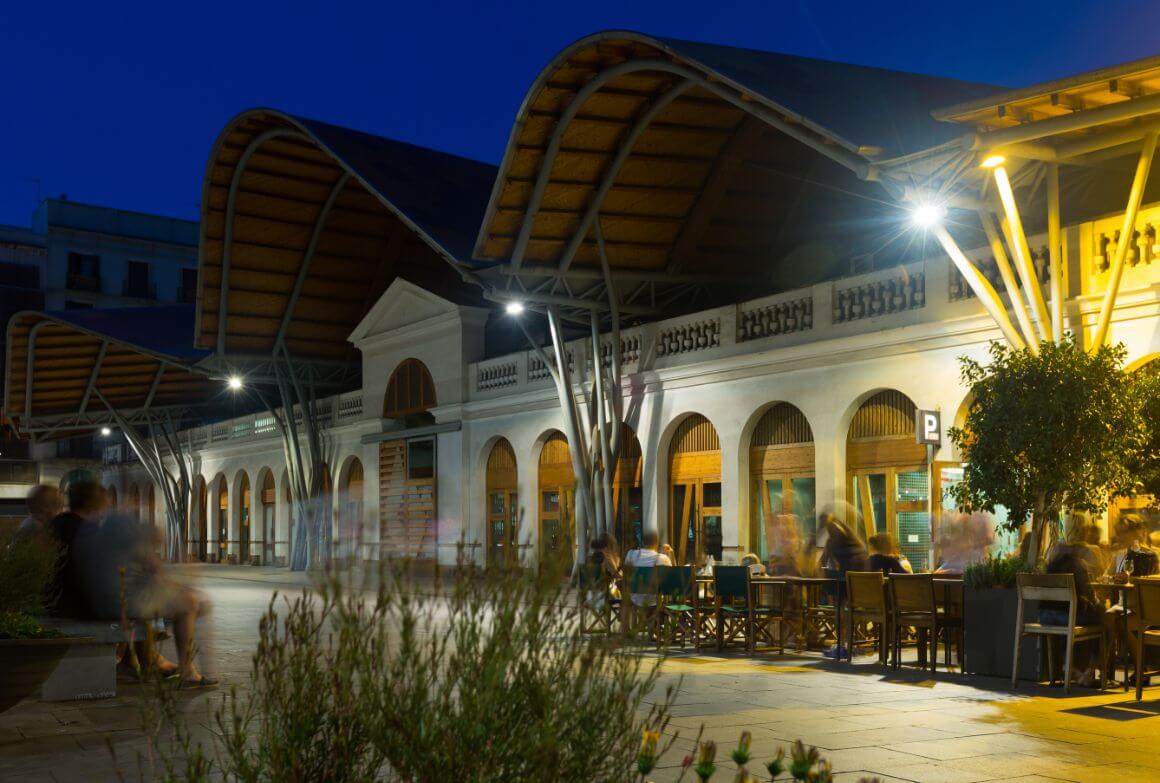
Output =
[
  {"x1": 66, "y1": 252, "x2": 101, "y2": 291},
  {"x1": 179, "y1": 268, "x2": 198, "y2": 303},
  {"x1": 407, "y1": 439, "x2": 435, "y2": 480},
  {"x1": 124, "y1": 261, "x2": 153, "y2": 298}
]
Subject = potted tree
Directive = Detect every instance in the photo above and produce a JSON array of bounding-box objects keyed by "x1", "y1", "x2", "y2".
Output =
[
  {"x1": 0, "y1": 531, "x2": 78, "y2": 712},
  {"x1": 949, "y1": 337, "x2": 1149, "y2": 680}
]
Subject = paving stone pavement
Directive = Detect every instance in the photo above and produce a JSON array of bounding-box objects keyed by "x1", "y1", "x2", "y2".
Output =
[{"x1": 4, "y1": 566, "x2": 1160, "y2": 782}]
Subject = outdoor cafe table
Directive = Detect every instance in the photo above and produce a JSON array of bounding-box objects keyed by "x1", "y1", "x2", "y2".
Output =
[{"x1": 750, "y1": 575, "x2": 843, "y2": 656}]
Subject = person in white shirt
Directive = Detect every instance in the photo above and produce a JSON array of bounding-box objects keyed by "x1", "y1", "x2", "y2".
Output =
[{"x1": 623, "y1": 529, "x2": 671, "y2": 606}]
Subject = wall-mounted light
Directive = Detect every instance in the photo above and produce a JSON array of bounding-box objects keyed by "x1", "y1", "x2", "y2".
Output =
[
  {"x1": 227, "y1": 376, "x2": 244, "y2": 391},
  {"x1": 100, "y1": 426, "x2": 112, "y2": 437},
  {"x1": 981, "y1": 154, "x2": 1006, "y2": 169},
  {"x1": 505, "y1": 301, "x2": 525, "y2": 316}
]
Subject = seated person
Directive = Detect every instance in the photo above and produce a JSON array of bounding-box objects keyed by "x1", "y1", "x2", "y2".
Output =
[
  {"x1": 819, "y1": 513, "x2": 868, "y2": 576},
  {"x1": 1112, "y1": 515, "x2": 1159, "y2": 576},
  {"x1": 868, "y1": 533, "x2": 912, "y2": 575},
  {"x1": 48, "y1": 480, "x2": 107, "y2": 618},
  {"x1": 585, "y1": 533, "x2": 622, "y2": 608},
  {"x1": 1040, "y1": 542, "x2": 1111, "y2": 687},
  {"x1": 623, "y1": 529, "x2": 672, "y2": 606}
]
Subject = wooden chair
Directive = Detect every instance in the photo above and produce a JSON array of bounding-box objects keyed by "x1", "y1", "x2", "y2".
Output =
[
  {"x1": 748, "y1": 575, "x2": 788, "y2": 656},
  {"x1": 577, "y1": 560, "x2": 620, "y2": 635},
  {"x1": 713, "y1": 566, "x2": 776, "y2": 653},
  {"x1": 846, "y1": 571, "x2": 889, "y2": 665},
  {"x1": 1012, "y1": 573, "x2": 1106, "y2": 694},
  {"x1": 621, "y1": 565, "x2": 658, "y2": 638},
  {"x1": 1131, "y1": 578, "x2": 1160, "y2": 701},
  {"x1": 934, "y1": 578, "x2": 964, "y2": 669},
  {"x1": 655, "y1": 566, "x2": 700, "y2": 648},
  {"x1": 889, "y1": 574, "x2": 936, "y2": 671}
]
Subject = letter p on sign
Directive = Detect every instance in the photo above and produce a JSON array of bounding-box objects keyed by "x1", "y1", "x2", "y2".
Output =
[{"x1": 916, "y1": 410, "x2": 940, "y2": 446}]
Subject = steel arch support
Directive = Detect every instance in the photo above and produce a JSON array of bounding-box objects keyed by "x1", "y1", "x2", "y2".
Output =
[
  {"x1": 274, "y1": 171, "x2": 352, "y2": 350},
  {"x1": 217, "y1": 127, "x2": 305, "y2": 355}
]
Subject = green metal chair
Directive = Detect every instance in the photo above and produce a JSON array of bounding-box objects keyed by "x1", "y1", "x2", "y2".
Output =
[
  {"x1": 621, "y1": 564, "x2": 659, "y2": 638},
  {"x1": 655, "y1": 566, "x2": 699, "y2": 648},
  {"x1": 713, "y1": 566, "x2": 778, "y2": 653},
  {"x1": 577, "y1": 560, "x2": 620, "y2": 635}
]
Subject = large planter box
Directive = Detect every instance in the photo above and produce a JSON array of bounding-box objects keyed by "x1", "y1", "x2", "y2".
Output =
[
  {"x1": 964, "y1": 586, "x2": 1043, "y2": 681},
  {"x1": 0, "y1": 637, "x2": 78, "y2": 713}
]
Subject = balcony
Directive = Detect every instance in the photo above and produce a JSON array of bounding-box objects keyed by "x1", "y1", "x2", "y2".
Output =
[
  {"x1": 0, "y1": 460, "x2": 38, "y2": 484},
  {"x1": 122, "y1": 280, "x2": 157, "y2": 299},
  {"x1": 66, "y1": 273, "x2": 100, "y2": 292}
]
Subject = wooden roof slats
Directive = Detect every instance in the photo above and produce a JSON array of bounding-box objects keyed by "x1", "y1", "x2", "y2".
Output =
[{"x1": 198, "y1": 109, "x2": 493, "y2": 360}]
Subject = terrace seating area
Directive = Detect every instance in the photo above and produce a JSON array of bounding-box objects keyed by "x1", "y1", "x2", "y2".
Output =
[{"x1": 577, "y1": 558, "x2": 1160, "y2": 700}]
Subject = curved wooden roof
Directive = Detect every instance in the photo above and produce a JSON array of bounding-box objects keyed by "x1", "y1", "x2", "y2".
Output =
[
  {"x1": 198, "y1": 109, "x2": 496, "y2": 360},
  {"x1": 5, "y1": 306, "x2": 215, "y2": 434},
  {"x1": 473, "y1": 32, "x2": 999, "y2": 316}
]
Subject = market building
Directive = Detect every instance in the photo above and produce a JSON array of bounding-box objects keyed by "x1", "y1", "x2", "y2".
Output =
[{"x1": 12, "y1": 33, "x2": 1160, "y2": 568}]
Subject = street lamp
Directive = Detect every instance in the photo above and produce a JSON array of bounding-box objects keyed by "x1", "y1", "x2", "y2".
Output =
[
  {"x1": 504, "y1": 301, "x2": 525, "y2": 316},
  {"x1": 909, "y1": 202, "x2": 946, "y2": 229},
  {"x1": 227, "y1": 375, "x2": 244, "y2": 391},
  {"x1": 100, "y1": 426, "x2": 112, "y2": 437}
]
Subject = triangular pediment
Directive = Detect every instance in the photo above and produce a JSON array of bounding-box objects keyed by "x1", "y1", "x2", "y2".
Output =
[{"x1": 348, "y1": 278, "x2": 461, "y2": 344}]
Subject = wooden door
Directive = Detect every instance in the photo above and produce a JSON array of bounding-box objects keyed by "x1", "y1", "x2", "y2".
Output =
[{"x1": 379, "y1": 438, "x2": 437, "y2": 560}]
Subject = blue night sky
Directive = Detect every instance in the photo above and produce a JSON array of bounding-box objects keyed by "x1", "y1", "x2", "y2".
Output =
[{"x1": 1, "y1": 0, "x2": 1158, "y2": 228}]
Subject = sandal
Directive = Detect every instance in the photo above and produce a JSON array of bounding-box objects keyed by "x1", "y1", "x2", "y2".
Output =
[{"x1": 178, "y1": 675, "x2": 220, "y2": 690}]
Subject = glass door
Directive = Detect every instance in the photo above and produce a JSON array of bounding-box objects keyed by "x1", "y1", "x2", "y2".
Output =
[
  {"x1": 240, "y1": 505, "x2": 251, "y2": 562},
  {"x1": 670, "y1": 481, "x2": 724, "y2": 565},
  {"x1": 540, "y1": 487, "x2": 574, "y2": 569},
  {"x1": 262, "y1": 503, "x2": 275, "y2": 564},
  {"x1": 849, "y1": 467, "x2": 930, "y2": 571},
  {"x1": 488, "y1": 490, "x2": 518, "y2": 567},
  {"x1": 754, "y1": 475, "x2": 817, "y2": 556}
]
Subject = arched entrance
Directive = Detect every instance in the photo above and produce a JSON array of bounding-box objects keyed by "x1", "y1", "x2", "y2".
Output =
[
  {"x1": 214, "y1": 475, "x2": 228, "y2": 563},
  {"x1": 538, "y1": 431, "x2": 575, "y2": 567},
  {"x1": 613, "y1": 425, "x2": 644, "y2": 552},
  {"x1": 750, "y1": 403, "x2": 815, "y2": 555},
  {"x1": 668, "y1": 414, "x2": 722, "y2": 565},
  {"x1": 485, "y1": 439, "x2": 519, "y2": 567},
  {"x1": 237, "y1": 472, "x2": 252, "y2": 563},
  {"x1": 259, "y1": 470, "x2": 276, "y2": 565},
  {"x1": 380, "y1": 358, "x2": 438, "y2": 561},
  {"x1": 339, "y1": 459, "x2": 364, "y2": 559},
  {"x1": 846, "y1": 390, "x2": 930, "y2": 570}
]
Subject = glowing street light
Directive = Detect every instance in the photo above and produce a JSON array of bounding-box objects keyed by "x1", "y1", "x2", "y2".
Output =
[
  {"x1": 504, "y1": 301, "x2": 525, "y2": 316},
  {"x1": 100, "y1": 426, "x2": 112, "y2": 437},
  {"x1": 910, "y1": 202, "x2": 946, "y2": 229},
  {"x1": 227, "y1": 375, "x2": 244, "y2": 391},
  {"x1": 981, "y1": 154, "x2": 1006, "y2": 169}
]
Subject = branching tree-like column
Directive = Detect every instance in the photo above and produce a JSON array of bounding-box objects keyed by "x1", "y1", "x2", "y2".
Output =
[
  {"x1": 515, "y1": 222, "x2": 627, "y2": 571},
  {"x1": 97, "y1": 392, "x2": 193, "y2": 562},
  {"x1": 268, "y1": 346, "x2": 333, "y2": 572}
]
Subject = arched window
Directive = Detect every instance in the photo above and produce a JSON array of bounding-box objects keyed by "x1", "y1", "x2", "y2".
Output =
[{"x1": 383, "y1": 358, "x2": 436, "y2": 418}]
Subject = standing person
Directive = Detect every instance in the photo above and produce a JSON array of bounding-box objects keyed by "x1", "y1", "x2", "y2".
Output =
[
  {"x1": 48, "y1": 480, "x2": 108, "y2": 617},
  {"x1": 623, "y1": 529, "x2": 672, "y2": 607},
  {"x1": 16, "y1": 485, "x2": 63, "y2": 540}
]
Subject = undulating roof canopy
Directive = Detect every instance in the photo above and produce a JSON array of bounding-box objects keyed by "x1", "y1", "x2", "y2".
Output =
[
  {"x1": 5, "y1": 306, "x2": 215, "y2": 436},
  {"x1": 473, "y1": 32, "x2": 1002, "y2": 319},
  {"x1": 198, "y1": 109, "x2": 496, "y2": 361}
]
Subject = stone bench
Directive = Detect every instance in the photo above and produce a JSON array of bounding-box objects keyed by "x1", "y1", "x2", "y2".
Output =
[{"x1": 34, "y1": 618, "x2": 167, "y2": 702}]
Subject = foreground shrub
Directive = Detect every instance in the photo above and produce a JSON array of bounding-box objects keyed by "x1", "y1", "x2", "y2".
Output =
[{"x1": 143, "y1": 561, "x2": 675, "y2": 781}]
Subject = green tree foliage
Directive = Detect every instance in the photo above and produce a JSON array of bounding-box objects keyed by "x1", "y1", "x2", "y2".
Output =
[
  {"x1": 1130, "y1": 362, "x2": 1160, "y2": 502},
  {"x1": 948, "y1": 338, "x2": 1148, "y2": 564}
]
